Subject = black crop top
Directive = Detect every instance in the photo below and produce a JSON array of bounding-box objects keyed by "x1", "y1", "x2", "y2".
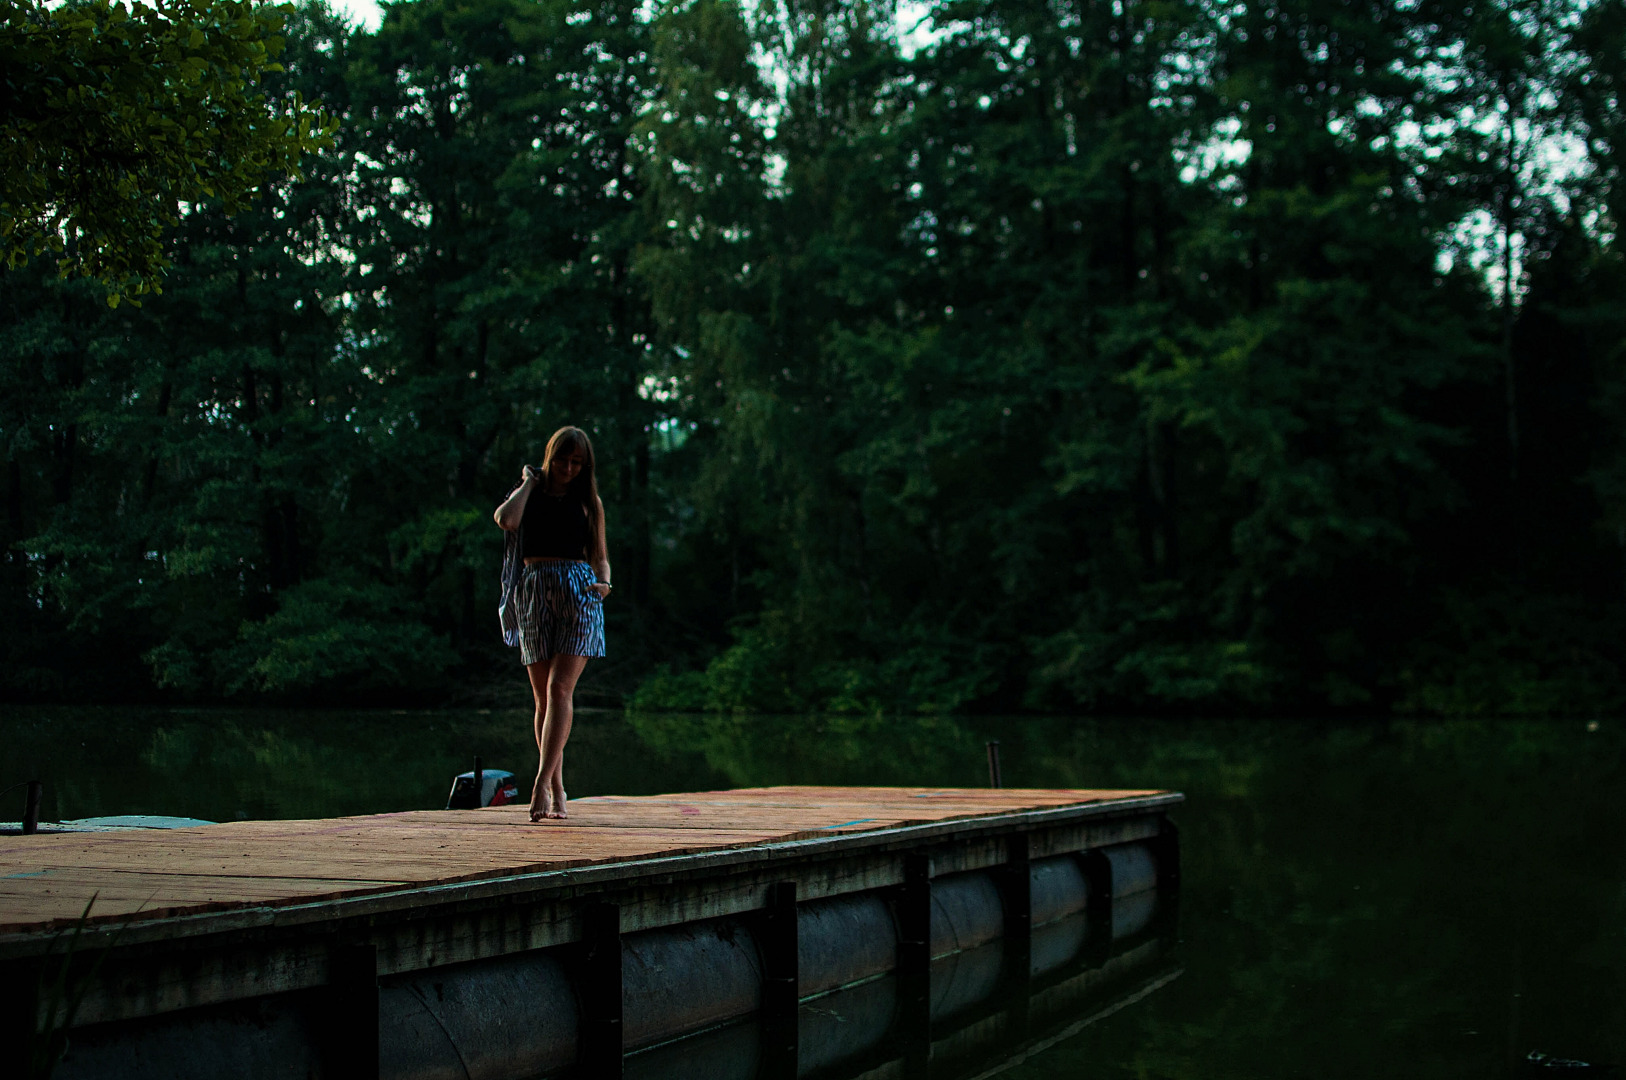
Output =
[{"x1": 521, "y1": 490, "x2": 590, "y2": 560}]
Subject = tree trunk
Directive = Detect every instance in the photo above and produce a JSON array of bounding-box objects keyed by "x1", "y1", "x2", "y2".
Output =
[
  {"x1": 143, "y1": 368, "x2": 172, "y2": 505},
  {"x1": 7, "y1": 459, "x2": 23, "y2": 535},
  {"x1": 634, "y1": 437, "x2": 652, "y2": 608},
  {"x1": 51, "y1": 424, "x2": 76, "y2": 506}
]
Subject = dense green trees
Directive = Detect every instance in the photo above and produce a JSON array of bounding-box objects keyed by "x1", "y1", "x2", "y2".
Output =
[
  {"x1": 2, "y1": 0, "x2": 1621, "y2": 714},
  {"x1": 633, "y1": 0, "x2": 1626, "y2": 713},
  {"x1": 1, "y1": 0, "x2": 335, "y2": 301}
]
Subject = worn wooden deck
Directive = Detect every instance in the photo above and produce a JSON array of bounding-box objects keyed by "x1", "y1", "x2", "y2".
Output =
[{"x1": 0, "y1": 786, "x2": 1166, "y2": 934}]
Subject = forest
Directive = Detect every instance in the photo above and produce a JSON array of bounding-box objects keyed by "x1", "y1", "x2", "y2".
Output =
[{"x1": 2, "y1": 0, "x2": 1624, "y2": 715}]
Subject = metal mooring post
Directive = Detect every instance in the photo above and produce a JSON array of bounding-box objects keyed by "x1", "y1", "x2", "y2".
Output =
[
  {"x1": 580, "y1": 901, "x2": 624, "y2": 1078},
  {"x1": 1078, "y1": 847, "x2": 1115, "y2": 967},
  {"x1": 1001, "y1": 832, "x2": 1032, "y2": 951},
  {"x1": 22, "y1": 781, "x2": 42, "y2": 835},
  {"x1": 1000, "y1": 832, "x2": 1034, "y2": 1038},
  {"x1": 324, "y1": 941, "x2": 379, "y2": 1078},
  {"x1": 897, "y1": 853, "x2": 932, "y2": 975},
  {"x1": 896, "y1": 854, "x2": 933, "y2": 1076},
  {"x1": 1152, "y1": 817, "x2": 1184, "y2": 940},
  {"x1": 1156, "y1": 817, "x2": 1182, "y2": 888},
  {"x1": 986, "y1": 741, "x2": 1002, "y2": 788},
  {"x1": 759, "y1": 881, "x2": 799, "y2": 1077},
  {"x1": 0, "y1": 957, "x2": 40, "y2": 1067}
]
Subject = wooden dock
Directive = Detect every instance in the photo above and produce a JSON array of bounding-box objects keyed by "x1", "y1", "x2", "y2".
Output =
[
  {"x1": 0, "y1": 786, "x2": 1174, "y2": 932},
  {"x1": 0, "y1": 786, "x2": 1183, "y2": 1079}
]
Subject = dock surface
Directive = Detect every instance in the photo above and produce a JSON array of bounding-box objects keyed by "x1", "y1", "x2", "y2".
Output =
[{"x1": 0, "y1": 786, "x2": 1167, "y2": 934}]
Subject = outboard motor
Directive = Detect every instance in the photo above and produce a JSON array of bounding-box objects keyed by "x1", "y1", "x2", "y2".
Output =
[{"x1": 446, "y1": 759, "x2": 520, "y2": 809}]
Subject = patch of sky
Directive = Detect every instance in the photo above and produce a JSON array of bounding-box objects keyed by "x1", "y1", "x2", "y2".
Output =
[
  {"x1": 1175, "y1": 116, "x2": 1251, "y2": 186},
  {"x1": 329, "y1": 0, "x2": 383, "y2": 31}
]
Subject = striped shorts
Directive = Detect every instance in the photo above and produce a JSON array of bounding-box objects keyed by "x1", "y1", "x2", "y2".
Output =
[{"x1": 516, "y1": 560, "x2": 605, "y2": 666}]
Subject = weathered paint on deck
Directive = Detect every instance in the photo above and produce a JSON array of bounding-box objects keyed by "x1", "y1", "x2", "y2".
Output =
[{"x1": 0, "y1": 787, "x2": 1169, "y2": 934}]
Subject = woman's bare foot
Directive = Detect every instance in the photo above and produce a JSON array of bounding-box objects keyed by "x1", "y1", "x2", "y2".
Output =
[
  {"x1": 529, "y1": 775, "x2": 552, "y2": 823},
  {"x1": 547, "y1": 777, "x2": 568, "y2": 819}
]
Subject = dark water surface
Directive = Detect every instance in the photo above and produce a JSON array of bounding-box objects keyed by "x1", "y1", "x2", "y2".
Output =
[{"x1": 2, "y1": 706, "x2": 1622, "y2": 1078}]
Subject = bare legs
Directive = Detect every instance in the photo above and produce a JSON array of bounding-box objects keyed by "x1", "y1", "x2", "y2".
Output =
[
  {"x1": 526, "y1": 654, "x2": 588, "y2": 822},
  {"x1": 525, "y1": 660, "x2": 550, "y2": 821}
]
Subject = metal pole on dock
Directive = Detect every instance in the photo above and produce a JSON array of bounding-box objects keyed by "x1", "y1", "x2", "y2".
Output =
[
  {"x1": 22, "y1": 780, "x2": 41, "y2": 835},
  {"x1": 760, "y1": 880, "x2": 799, "y2": 1074},
  {"x1": 473, "y1": 756, "x2": 483, "y2": 808},
  {"x1": 986, "y1": 741, "x2": 1002, "y2": 788},
  {"x1": 580, "y1": 901, "x2": 624, "y2": 1076}
]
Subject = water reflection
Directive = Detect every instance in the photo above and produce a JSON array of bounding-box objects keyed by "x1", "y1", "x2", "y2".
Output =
[
  {"x1": 3, "y1": 707, "x2": 1623, "y2": 1078},
  {"x1": 0, "y1": 706, "x2": 729, "y2": 822}
]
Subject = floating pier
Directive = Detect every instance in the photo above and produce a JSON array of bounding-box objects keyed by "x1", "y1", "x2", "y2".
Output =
[{"x1": 0, "y1": 786, "x2": 1183, "y2": 1079}]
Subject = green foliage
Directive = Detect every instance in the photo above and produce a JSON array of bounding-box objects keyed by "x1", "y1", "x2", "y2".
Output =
[
  {"x1": 226, "y1": 575, "x2": 457, "y2": 695},
  {"x1": 0, "y1": 0, "x2": 664, "y2": 703},
  {"x1": 628, "y1": 0, "x2": 1626, "y2": 715},
  {"x1": 1397, "y1": 588, "x2": 1626, "y2": 717},
  {"x1": 0, "y1": 0, "x2": 337, "y2": 303},
  {"x1": 1, "y1": 0, "x2": 1623, "y2": 714}
]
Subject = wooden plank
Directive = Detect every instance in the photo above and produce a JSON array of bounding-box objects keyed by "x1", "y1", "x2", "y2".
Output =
[
  {"x1": 4, "y1": 828, "x2": 800, "y2": 865},
  {"x1": 0, "y1": 868, "x2": 403, "y2": 890},
  {"x1": 0, "y1": 870, "x2": 409, "y2": 927},
  {"x1": 0, "y1": 838, "x2": 789, "y2": 930},
  {"x1": 0, "y1": 787, "x2": 1174, "y2": 935}
]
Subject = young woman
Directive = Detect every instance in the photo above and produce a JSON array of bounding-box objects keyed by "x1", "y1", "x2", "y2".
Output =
[{"x1": 494, "y1": 426, "x2": 611, "y2": 822}]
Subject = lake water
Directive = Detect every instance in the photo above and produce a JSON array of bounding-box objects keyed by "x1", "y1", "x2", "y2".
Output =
[{"x1": 3, "y1": 706, "x2": 1622, "y2": 1077}]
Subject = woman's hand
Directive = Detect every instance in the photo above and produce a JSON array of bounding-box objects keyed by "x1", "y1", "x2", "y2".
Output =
[
  {"x1": 589, "y1": 582, "x2": 611, "y2": 600},
  {"x1": 522, "y1": 464, "x2": 543, "y2": 484}
]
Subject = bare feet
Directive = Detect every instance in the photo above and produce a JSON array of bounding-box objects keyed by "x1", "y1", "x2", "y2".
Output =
[
  {"x1": 529, "y1": 774, "x2": 551, "y2": 823},
  {"x1": 547, "y1": 777, "x2": 568, "y2": 819}
]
